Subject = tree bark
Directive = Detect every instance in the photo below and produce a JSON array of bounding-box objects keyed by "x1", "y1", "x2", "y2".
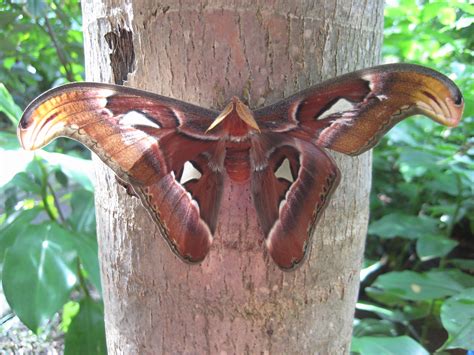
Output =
[{"x1": 82, "y1": 1, "x2": 383, "y2": 353}]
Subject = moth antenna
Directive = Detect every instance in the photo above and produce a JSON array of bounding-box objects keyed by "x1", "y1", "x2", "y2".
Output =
[{"x1": 206, "y1": 101, "x2": 233, "y2": 133}]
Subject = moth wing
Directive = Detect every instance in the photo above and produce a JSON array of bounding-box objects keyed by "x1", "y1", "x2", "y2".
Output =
[
  {"x1": 18, "y1": 82, "x2": 224, "y2": 262},
  {"x1": 255, "y1": 63, "x2": 463, "y2": 156},
  {"x1": 251, "y1": 134, "x2": 340, "y2": 269}
]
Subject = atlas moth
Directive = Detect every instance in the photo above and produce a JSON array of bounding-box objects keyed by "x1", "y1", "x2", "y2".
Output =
[{"x1": 18, "y1": 64, "x2": 464, "y2": 270}]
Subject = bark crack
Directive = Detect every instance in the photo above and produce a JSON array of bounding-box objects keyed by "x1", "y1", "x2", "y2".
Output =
[{"x1": 104, "y1": 26, "x2": 136, "y2": 85}]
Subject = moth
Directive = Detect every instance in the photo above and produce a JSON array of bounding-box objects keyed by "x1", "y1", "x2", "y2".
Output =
[{"x1": 18, "y1": 63, "x2": 463, "y2": 270}]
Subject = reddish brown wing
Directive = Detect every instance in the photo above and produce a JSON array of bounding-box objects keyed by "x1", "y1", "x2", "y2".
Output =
[
  {"x1": 251, "y1": 133, "x2": 340, "y2": 270},
  {"x1": 254, "y1": 63, "x2": 464, "y2": 156},
  {"x1": 251, "y1": 63, "x2": 462, "y2": 269},
  {"x1": 18, "y1": 83, "x2": 223, "y2": 263}
]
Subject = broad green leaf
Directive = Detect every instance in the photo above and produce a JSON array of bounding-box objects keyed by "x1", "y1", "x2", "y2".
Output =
[
  {"x1": 2, "y1": 223, "x2": 78, "y2": 332},
  {"x1": 353, "y1": 318, "x2": 397, "y2": 337},
  {"x1": 437, "y1": 7, "x2": 457, "y2": 26},
  {"x1": 425, "y1": 173, "x2": 460, "y2": 196},
  {"x1": 38, "y1": 151, "x2": 94, "y2": 191},
  {"x1": 439, "y1": 288, "x2": 474, "y2": 350},
  {"x1": 6, "y1": 171, "x2": 42, "y2": 195},
  {"x1": 402, "y1": 302, "x2": 431, "y2": 321},
  {"x1": 74, "y1": 234, "x2": 102, "y2": 293},
  {"x1": 416, "y1": 235, "x2": 458, "y2": 260},
  {"x1": 421, "y1": 2, "x2": 448, "y2": 22},
  {"x1": 0, "y1": 131, "x2": 20, "y2": 150},
  {"x1": 455, "y1": 3, "x2": 474, "y2": 15},
  {"x1": 371, "y1": 270, "x2": 474, "y2": 301},
  {"x1": 25, "y1": 157, "x2": 45, "y2": 183},
  {"x1": 398, "y1": 149, "x2": 440, "y2": 181},
  {"x1": 364, "y1": 287, "x2": 406, "y2": 306},
  {"x1": 64, "y1": 298, "x2": 106, "y2": 355},
  {"x1": 69, "y1": 189, "x2": 96, "y2": 235},
  {"x1": 54, "y1": 169, "x2": 69, "y2": 188},
  {"x1": 356, "y1": 302, "x2": 406, "y2": 323},
  {"x1": 0, "y1": 83, "x2": 22, "y2": 124},
  {"x1": 0, "y1": 207, "x2": 41, "y2": 263},
  {"x1": 368, "y1": 213, "x2": 438, "y2": 239},
  {"x1": 449, "y1": 258, "x2": 474, "y2": 271},
  {"x1": 351, "y1": 336, "x2": 428, "y2": 355}
]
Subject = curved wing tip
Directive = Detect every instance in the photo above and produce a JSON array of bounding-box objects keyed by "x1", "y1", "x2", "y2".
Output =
[
  {"x1": 17, "y1": 118, "x2": 33, "y2": 150},
  {"x1": 269, "y1": 250, "x2": 307, "y2": 271},
  {"x1": 444, "y1": 94, "x2": 464, "y2": 127}
]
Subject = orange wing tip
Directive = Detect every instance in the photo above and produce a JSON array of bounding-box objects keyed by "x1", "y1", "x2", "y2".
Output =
[
  {"x1": 444, "y1": 96, "x2": 464, "y2": 127},
  {"x1": 17, "y1": 117, "x2": 38, "y2": 151},
  {"x1": 415, "y1": 96, "x2": 464, "y2": 128}
]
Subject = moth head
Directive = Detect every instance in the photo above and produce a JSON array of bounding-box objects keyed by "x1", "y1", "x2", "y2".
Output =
[{"x1": 206, "y1": 97, "x2": 260, "y2": 134}]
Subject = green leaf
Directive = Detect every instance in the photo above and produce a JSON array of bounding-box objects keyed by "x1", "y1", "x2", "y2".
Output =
[
  {"x1": 398, "y1": 149, "x2": 440, "y2": 181},
  {"x1": 364, "y1": 287, "x2": 406, "y2": 306},
  {"x1": 356, "y1": 302, "x2": 406, "y2": 323},
  {"x1": 0, "y1": 207, "x2": 41, "y2": 263},
  {"x1": 69, "y1": 190, "x2": 96, "y2": 235},
  {"x1": 425, "y1": 173, "x2": 461, "y2": 196},
  {"x1": 6, "y1": 171, "x2": 42, "y2": 195},
  {"x1": 351, "y1": 336, "x2": 428, "y2": 355},
  {"x1": 0, "y1": 131, "x2": 21, "y2": 150},
  {"x1": 38, "y1": 151, "x2": 94, "y2": 191},
  {"x1": 2, "y1": 223, "x2": 78, "y2": 332},
  {"x1": 0, "y1": 83, "x2": 22, "y2": 124},
  {"x1": 74, "y1": 234, "x2": 102, "y2": 293},
  {"x1": 64, "y1": 298, "x2": 106, "y2": 355},
  {"x1": 353, "y1": 318, "x2": 397, "y2": 337},
  {"x1": 416, "y1": 235, "x2": 458, "y2": 260},
  {"x1": 368, "y1": 213, "x2": 438, "y2": 239},
  {"x1": 54, "y1": 169, "x2": 69, "y2": 188},
  {"x1": 439, "y1": 288, "x2": 474, "y2": 350},
  {"x1": 449, "y1": 258, "x2": 474, "y2": 271},
  {"x1": 421, "y1": 2, "x2": 448, "y2": 22},
  {"x1": 437, "y1": 7, "x2": 457, "y2": 26},
  {"x1": 402, "y1": 302, "x2": 432, "y2": 321},
  {"x1": 371, "y1": 270, "x2": 474, "y2": 301}
]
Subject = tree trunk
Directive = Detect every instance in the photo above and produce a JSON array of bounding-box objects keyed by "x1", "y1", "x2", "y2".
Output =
[{"x1": 82, "y1": 1, "x2": 383, "y2": 353}]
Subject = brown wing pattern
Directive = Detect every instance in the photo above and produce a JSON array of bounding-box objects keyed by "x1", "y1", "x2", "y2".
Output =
[
  {"x1": 251, "y1": 134, "x2": 340, "y2": 269},
  {"x1": 18, "y1": 83, "x2": 223, "y2": 263},
  {"x1": 17, "y1": 63, "x2": 464, "y2": 270},
  {"x1": 255, "y1": 63, "x2": 464, "y2": 156}
]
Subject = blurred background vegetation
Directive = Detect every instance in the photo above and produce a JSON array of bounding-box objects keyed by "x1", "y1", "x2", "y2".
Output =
[{"x1": 0, "y1": 0, "x2": 472, "y2": 354}]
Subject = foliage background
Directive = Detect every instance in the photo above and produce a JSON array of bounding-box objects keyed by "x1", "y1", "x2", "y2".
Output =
[{"x1": 0, "y1": 0, "x2": 472, "y2": 354}]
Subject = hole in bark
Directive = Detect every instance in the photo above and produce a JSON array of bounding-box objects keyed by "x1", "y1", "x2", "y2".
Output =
[{"x1": 105, "y1": 27, "x2": 136, "y2": 85}]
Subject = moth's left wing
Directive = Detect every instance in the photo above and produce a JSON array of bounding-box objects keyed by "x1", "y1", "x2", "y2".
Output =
[
  {"x1": 255, "y1": 63, "x2": 464, "y2": 156},
  {"x1": 251, "y1": 134, "x2": 340, "y2": 270},
  {"x1": 18, "y1": 83, "x2": 224, "y2": 262}
]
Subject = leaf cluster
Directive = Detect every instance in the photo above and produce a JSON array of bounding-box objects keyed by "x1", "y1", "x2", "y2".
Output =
[
  {"x1": 0, "y1": 0, "x2": 84, "y2": 111},
  {"x1": 352, "y1": 1, "x2": 474, "y2": 354},
  {"x1": 0, "y1": 1, "x2": 105, "y2": 353}
]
